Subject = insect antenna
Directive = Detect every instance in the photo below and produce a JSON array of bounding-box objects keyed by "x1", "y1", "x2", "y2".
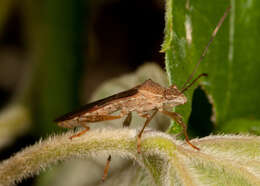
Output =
[
  {"x1": 181, "y1": 6, "x2": 231, "y2": 91},
  {"x1": 181, "y1": 73, "x2": 208, "y2": 93}
]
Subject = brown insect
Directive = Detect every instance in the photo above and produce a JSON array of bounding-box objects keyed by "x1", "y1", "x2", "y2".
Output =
[{"x1": 55, "y1": 6, "x2": 230, "y2": 181}]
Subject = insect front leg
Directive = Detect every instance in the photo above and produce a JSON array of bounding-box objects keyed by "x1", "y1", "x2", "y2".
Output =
[
  {"x1": 160, "y1": 110, "x2": 200, "y2": 150},
  {"x1": 137, "y1": 109, "x2": 158, "y2": 153}
]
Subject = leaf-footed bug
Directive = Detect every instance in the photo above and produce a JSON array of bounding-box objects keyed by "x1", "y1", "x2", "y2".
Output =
[{"x1": 55, "y1": 6, "x2": 230, "y2": 182}]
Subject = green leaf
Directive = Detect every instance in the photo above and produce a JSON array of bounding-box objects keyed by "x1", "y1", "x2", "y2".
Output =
[
  {"x1": 163, "y1": 0, "x2": 260, "y2": 135},
  {"x1": 218, "y1": 118, "x2": 260, "y2": 134}
]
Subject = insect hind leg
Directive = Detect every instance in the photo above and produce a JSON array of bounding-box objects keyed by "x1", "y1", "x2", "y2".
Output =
[
  {"x1": 68, "y1": 114, "x2": 125, "y2": 181},
  {"x1": 69, "y1": 125, "x2": 90, "y2": 140},
  {"x1": 69, "y1": 114, "x2": 123, "y2": 139}
]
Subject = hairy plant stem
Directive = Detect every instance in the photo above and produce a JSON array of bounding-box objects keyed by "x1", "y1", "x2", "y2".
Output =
[{"x1": 0, "y1": 129, "x2": 259, "y2": 186}]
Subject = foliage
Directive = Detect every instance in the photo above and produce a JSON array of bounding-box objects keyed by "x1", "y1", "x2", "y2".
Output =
[{"x1": 162, "y1": 0, "x2": 260, "y2": 136}]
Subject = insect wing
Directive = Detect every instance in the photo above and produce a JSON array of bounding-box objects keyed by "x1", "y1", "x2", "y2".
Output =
[{"x1": 54, "y1": 87, "x2": 139, "y2": 122}]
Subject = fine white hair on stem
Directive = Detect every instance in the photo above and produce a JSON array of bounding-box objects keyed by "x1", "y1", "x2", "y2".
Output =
[{"x1": 0, "y1": 128, "x2": 259, "y2": 186}]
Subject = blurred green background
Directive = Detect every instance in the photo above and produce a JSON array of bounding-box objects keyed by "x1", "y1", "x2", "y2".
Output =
[{"x1": 0, "y1": 0, "x2": 259, "y2": 185}]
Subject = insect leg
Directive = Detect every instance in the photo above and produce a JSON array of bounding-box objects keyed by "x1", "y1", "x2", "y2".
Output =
[
  {"x1": 100, "y1": 113, "x2": 132, "y2": 181},
  {"x1": 69, "y1": 115, "x2": 123, "y2": 140},
  {"x1": 123, "y1": 112, "x2": 132, "y2": 127},
  {"x1": 69, "y1": 125, "x2": 90, "y2": 140},
  {"x1": 160, "y1": 110, "x2": 200, "y2": 150},
  {"x1": 137, "y1": 109, "x2": 158, "y2": 153},
  {"x1": 102, "y1": 155, "x2": 111, "y2": 182},
  {"x1": 79, "y1": 114, "x2": 124, "y2": 182}
]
